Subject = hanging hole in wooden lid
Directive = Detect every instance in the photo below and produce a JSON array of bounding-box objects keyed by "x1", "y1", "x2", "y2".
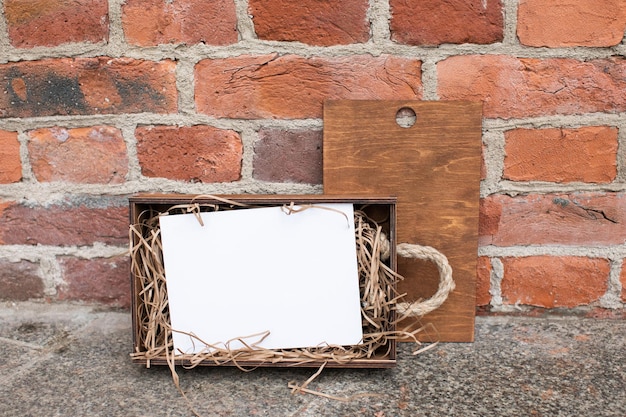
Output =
[{"x1": 395, "y1": 107, "x2": 417, "y2": 128}]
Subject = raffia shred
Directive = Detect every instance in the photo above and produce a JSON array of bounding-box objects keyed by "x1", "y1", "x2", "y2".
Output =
[{"x1": 129, "y1": 202, "x2": 436, "y2": 405}]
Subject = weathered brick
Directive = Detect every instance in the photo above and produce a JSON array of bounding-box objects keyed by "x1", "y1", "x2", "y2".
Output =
[
  {"x1": 0, "y1": 260, "x2": 43, "y2": 301},
  {"x1": 195, "y1": 54, "x2": 422, "y2": 119},
  {"x1": 476, "y1": 256, "x2": 492, "y2": 306},
  {"x1": 250, "y1": 0, "x2": 369, "y2": 46},
  {"x1": 28, "y1": 126, "x2": 128, "y2": 184},
  {"x1": 0, "y1": 200, "x2": 128, "y2": 246},
  {"x1": 58, "y1": 255, "x2": 130, "y2": 307},
  {"x1": 501, "y1": 256, "x2": 609, "y2": 308},
  {"x1": 480, "y1": 193, "x2": 626, "y2": 246},
  {"x1": 0, "y1": 130, "x2": 21, "y2": 184},
  {"x1": 518, "y1": 0, "x2": 626, "y2": 47},
  {"x1": 253, "y1": 129, "x2": 322, "y2": 184},
  {"x1": 504, "y1": 126, "x2": 618, "y2": 183},
  {"x1": 5, "y1": 0, "x2": 108, "y2": 48},
  {"x1": 390, "y1": 0, "x2": 504, "y2": 45},
  {"x1": 136, "y1": 125, "x2": 243, "y2": 183},
  {"x1": 438, "y1": 55, "x2": 626, "y2": 119},
  {"x1": 122, "y1": 0, "x2": 237, "y2": 46},
  {"x1": 0, "y1": 58, "x2": 177, "y2": 119}
]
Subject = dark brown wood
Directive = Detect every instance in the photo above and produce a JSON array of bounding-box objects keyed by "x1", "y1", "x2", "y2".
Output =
[
  {"x1": 129, "y1": 194, "x2": 398, "y2": 368},
  {"x1": 323, "y1": 100, "x2": 482, "y2": 342}
]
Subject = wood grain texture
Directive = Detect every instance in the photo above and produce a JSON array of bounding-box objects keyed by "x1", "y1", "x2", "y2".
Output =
[{"x1": 323, "y1": 100, "x2": 482, "y2": 342}]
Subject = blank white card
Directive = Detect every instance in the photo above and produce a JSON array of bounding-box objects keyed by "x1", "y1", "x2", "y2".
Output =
[{"x1": 158, "y1": 203, "x2": 363, "y2": 355}]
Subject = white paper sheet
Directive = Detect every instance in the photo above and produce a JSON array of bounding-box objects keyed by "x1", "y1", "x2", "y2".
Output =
[{"x1": 158, "y1": 203, "x2": 363, "y2": 355}]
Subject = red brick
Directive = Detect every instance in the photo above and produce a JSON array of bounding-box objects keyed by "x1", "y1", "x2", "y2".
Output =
[
  {"x1": 253, "y1": 129, "x2": 322, "y2": 184},
  {"x1": 28, "y1": 126, "x2": 128, "y2": 184},
  {"x1": 438, "y1": 55, "x2": 626, "y2": 119},
  {"x1": 0, "y1": 130, "x2": 21, "y2": 183},
  {"x1": 476, "y1": 256, "x2": 492, "y2": 306},
  {"x1": 390, "y1": 0, "x2": 504, "y2": 45},
  {"x1": 195, "y1": 54, "x2": 422, "y2": 119},
  {"x1": 58, "y1": 255, "x2": 130, "y2": 307},
  {"x1": 122, "y1": 0, "x2": 237, "y2": 46},
  {"x1": 136, "y1": 125, "x2": 243, "y2": 183},
  {"x1": 0, "y1": 200, "x2": 128, "y2": 246},
  {"x1": 5, "y1": 0, "x2": 108, "y2": 48},
  {"x1": 501, "y1": 256, "x2": 609, "y2": 308},
  {"x1": 518, "y1": 0, "x2": 626, "y2": 47},
  {"x1": 480, "y1": 193, "x2": 626, "y2": 246},
  {"x1": 250, "y1": 0, "x2": 369, "y2": 46},
  {"x1": 504, "y1": 126, "x2": 618, "y2": 183},
  {"x1": 0, "y1": 58, "x2": 177, "y2": 118},
  {"x1": 0, "y1": 260, "x2": 43, "y2": 301},
  {"x1": 479, "y1": 196, "x2": 503, "y2": 244}
]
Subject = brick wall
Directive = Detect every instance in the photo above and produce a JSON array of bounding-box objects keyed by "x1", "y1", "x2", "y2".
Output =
[{"x1": 0, "y1": 0, "x2": 625, "y2": 312}]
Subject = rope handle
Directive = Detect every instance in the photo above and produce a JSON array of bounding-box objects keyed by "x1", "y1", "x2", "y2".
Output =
[{"x1": 395, "y1": 243, "x2": 455, "y2": 318}]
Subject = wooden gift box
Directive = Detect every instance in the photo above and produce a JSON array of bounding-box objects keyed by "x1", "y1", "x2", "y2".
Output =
[{"x1": 129, "y1": 194, "x2": 398, "y2": 368}]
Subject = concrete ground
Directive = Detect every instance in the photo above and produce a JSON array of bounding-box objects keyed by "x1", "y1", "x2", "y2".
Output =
[{"x1": 0, "y1": 302, "x2": 624, "y2": 417}]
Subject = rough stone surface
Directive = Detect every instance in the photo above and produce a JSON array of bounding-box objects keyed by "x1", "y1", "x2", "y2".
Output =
[
  {"x1": 621, "y1": 263, "x2": 626, "y2": 302},
  {"x1": 0, "y1": 201, "x2": 128, "y2": 246},
  {"x1": 0, "y1": 261, "x2": 43, "y2": 301},
  {"x1": 58, "y1": 256, "x2": 130, "y2": 307},
  {"x1": 503, "y1": 126, "x2": 618, "y2": 183},
  {"x1": 438, "y1": 56, "x2": 626, "y2": 119},
  {"x1": 480, "y1": 193, "x2": 626, "y2": 246},
  {"x1": 518, "y1": 0, "x2": 626, "y2": 47},
  {"x1": 4, "y1": 0, "x2": 108, "y2": 47},
  {"x1": 390, "y1": 0, "x2": 504, "y2": 45},
  {"x1": 0, "y1": 58, "x2": 177, "y2": 118},
  {"x1": 28, "y1": 126, "x2": 128, "y2": 184},
  {"x1": 253, "y1": 129, "x2": 323, "y2": 184},
  {"x1": 136, "y1": 125, "x2": 243, "y2": 183},
  {"x1": 501, "y1": 256, "x2": 609, "y2": 308},
  {"x1": 195, "y1": 54, "x2": 422, "y2": 119},
  {"x1": 476, "y1": 256, "x2": 492, "y2": 306},
  {"x1": 250, "y1": 0, "x2": 369, "y2": 46},
  {"x1": 1, "y1": 305, "x2": 625, "y2": 416},
  {"x1": 122, "y1": 0, "x2": 237, "y2": 46},
  {"x1": 0, "y1": 130, "x2": 21, "y2": 184}
]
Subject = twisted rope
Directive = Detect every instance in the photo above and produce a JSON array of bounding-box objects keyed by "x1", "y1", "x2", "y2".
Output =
[{"x1": 395, "y1": 243, "x2": 455, "y2": 318}]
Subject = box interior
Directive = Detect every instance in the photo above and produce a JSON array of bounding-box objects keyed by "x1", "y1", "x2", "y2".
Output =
[{"x1": 129, "y1": 194, "x2": 398, "y2": 368}]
